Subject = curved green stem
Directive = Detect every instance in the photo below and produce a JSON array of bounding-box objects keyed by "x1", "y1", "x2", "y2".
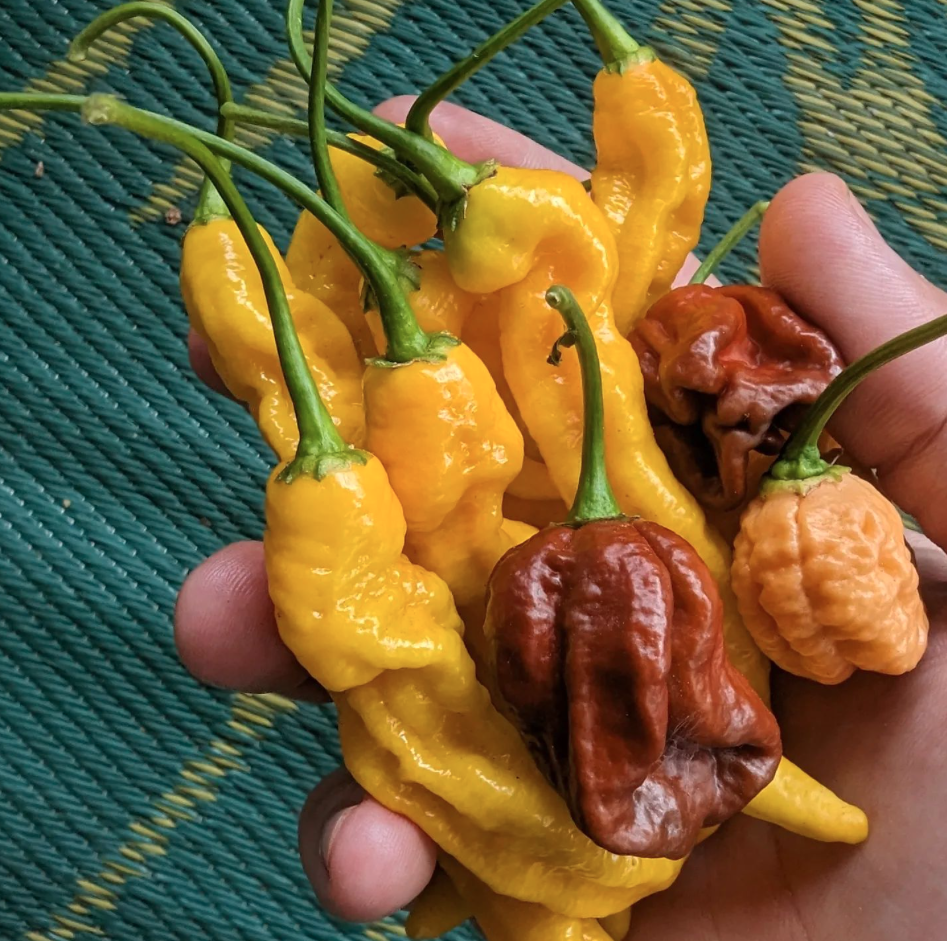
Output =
[
  {"x1": 572, "y1": 0, "x2": 654, "y2": 72},
  {"x1": 546, "y1": 285, "x2": 622, "y2": 523},
  {"x1": 0, "y1": 93, "x2": 81, "y2": 113},
  {"x1": 405, "y1": 0, "x2": 570, "y2": 140},
  {"x1": 70, "y1": 1, "x2": 237, "y2": 221},
  {"x1": 220, "y1": 103, "x2": 438, "y2": 210},
  {"x1": 308, "y1": 0, "x2": 346, "y2": 216},
  {"x1": 286, "y1": 0, "x2": 313, "y2": 82},
  {"x1": 770, "y1": 313, "x2": 947, "y2": 482},
  {"x1": 285, "y1": 0, "x2": 490, "y2": 207},
  {"x1": 0, "y1": 92, "x2": 434, "y2": 364},
  {"x1": 81, "y1": 95, "x2": 356, "y2": 477},
  {"x1": 690, "y1": 201, "x2": 769, "y2": 285},
  {"x1": 69, "y1": 3, "x2": 234, "y2": 145}
]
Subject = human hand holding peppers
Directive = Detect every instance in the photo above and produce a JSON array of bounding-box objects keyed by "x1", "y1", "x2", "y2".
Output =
[{"x1": 174, "y1": 86, "x2": 947, "y2": 935}]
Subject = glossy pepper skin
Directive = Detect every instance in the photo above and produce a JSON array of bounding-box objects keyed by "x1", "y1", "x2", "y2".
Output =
[
  {"x1": 446, "y1": 166, "x2": 765, "y2": 690},
  {"x1": 591, "y1": 55, "x2": 711, "y2": 332},
  {"x1": 266, "y1": 457, "x2": 685, "y2": 918},
  {"x1": 486, "y1": 517, "x2": 781, "y2": 859},
  {"x1": 363, "y1": 338, "x2": 532, "y2": 608},
  {"x1": 180, "y1": 216, "x2": 365, "y2": 458},
  {"x1": 632, "y1": 284, "x2": 844, "y2": 510},
  {"x1": 445, "y1": 164, "x2": 867, "y2": 845},
  {"x1": 286, "y1": 134, "x2": 437, "y2": 357},
  {"x1": 369, "y1": 249, "x2": 562, "y2": 509},
  {"x1": 733, "y1": 471, "x2": 929, "y2": 684},
  {"x1": 366, "y1": 248, "x2": 480, "y2": 349},
  {"x1": 408, "y1": 861, "x2": 632, "y2": 941},
  {"x1": 436, "y1": 857, "x2": 622, "y2": 941}
]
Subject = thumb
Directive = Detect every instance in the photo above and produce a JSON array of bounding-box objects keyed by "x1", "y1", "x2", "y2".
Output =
[{"x1": 759, "y1": 172, "x2": 947, "y2": 549}]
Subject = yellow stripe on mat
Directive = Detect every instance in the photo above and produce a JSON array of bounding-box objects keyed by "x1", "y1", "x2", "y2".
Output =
[
  {"x1": 0, "y1": 9, "x2": 168, "y2": 154},
  {"x1": 764, "y1": 0, "x2": 947, "y2": 251},
  {"x1": 26, "y1": 693, "x2": 295, "y2": 941}
]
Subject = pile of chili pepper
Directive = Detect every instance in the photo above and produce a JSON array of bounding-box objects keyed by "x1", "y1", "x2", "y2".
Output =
[{"x1": 5, "y1": 0, "x2": 945, "y2": 937}]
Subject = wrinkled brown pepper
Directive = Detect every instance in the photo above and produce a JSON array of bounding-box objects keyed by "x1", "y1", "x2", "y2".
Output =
[
  {"x1": 631, "y1": 284, "x2": 843, "y2": 509},
  {"x1": 484, "y1": 516, "x2": 782, "y2": 860}
]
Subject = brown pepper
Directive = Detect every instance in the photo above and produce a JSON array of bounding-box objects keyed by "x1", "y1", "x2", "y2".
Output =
[
  {"x1": 631, "y1": 284, "x2": 843, "y2": 509},
  {"x1": 485, "y1": 516, "x2": 781, "y2": 859}
]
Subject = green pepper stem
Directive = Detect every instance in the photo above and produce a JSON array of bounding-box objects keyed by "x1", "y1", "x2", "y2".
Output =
[
  {"x1": 69, "y1": 0, "x2": 236, "y2": 221},
  {"x1": 301, "y1": 0, "x2": 432, "y2": 362},
  {"x1": 405, "y1": 0, "x2": 570, "y2": 140},
  {"x1": 285, "y1": 0, "x2": 489, "y2": 205},
  {"x1": 220, "y1": 103, "x2": 438, "y2": 210},
  {"x1": 307, "y1": 0, "x2": 346, "y2": 216},
  {"x1": 572, "y1": 0, "x2": 654, "y2": 71},
  {"x1": 81, "y1": 95, "x2": 346, "y2": 466},
  {"x1": 546, "y1": 285, "x2": 622, "y2": 523},
  {"x1": 0, "y1": 92, "x2": 433, "y2": 364},
  {"x1": 689, "y1": 200, "x2": 770, "y2": 285},
  {"x1": 771, "y1": 313, "x2": 947, "y2": 481}
]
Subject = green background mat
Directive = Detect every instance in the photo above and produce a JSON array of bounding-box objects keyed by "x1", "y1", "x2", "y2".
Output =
[{"x1": 1, "y1": 1, "x2": 946, "y2": 938}]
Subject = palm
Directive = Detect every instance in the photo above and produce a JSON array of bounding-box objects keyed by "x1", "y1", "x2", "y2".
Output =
[{"x1": 628, "y1": 540, "x2": 947, "y2": 940}]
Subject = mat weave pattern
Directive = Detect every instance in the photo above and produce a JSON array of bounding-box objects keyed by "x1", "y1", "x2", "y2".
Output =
[{"x1": 1, "y1": 1, "x2": 946, "y2": 939}]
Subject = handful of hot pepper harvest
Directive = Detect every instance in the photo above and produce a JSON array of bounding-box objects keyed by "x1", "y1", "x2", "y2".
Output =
[{"x1": 11, "y1": 0, "x2": 947, "y2": 935}]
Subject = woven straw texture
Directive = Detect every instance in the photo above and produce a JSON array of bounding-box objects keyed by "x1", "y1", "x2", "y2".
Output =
[{"x1": 1, "y1": 1, "x2": 946, "y2": 938}]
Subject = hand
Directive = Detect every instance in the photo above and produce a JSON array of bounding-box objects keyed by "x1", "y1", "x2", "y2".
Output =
[{"x1": 175, "y1": 101, "x2": 947, "y2": 936}]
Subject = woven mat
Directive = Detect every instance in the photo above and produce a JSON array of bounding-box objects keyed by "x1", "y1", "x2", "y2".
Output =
[{"x1": 2, "y1": 1, "x2": 946, "y2": 939}]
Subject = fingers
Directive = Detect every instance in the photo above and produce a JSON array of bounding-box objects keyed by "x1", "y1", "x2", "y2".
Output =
[
  {"x1": 374, "y1": 96, "x2": 588, "y2": 179},
  {"x1": 760, "y1": 172, "x2": 947, "y2": 548},
  {"x1": 299, "y1": 768, "x2": 437, "y2": 922},
  {"x1": 174, "y1": 541, "x2": 326, "y2": 701}
]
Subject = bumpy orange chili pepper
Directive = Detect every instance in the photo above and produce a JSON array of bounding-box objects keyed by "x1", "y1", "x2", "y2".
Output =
[{"x1": 734, "y1": 316, "x2": 943, "y2": 684}]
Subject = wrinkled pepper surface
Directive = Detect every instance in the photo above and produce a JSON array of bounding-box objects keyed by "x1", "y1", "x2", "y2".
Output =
[
  {"x1": 735, "y1": 471, "x2": 928, "y2": 684},
  {"x1": 732, "y1": 313, "x2": 943, "y2": 685},
  {"x1": 444, "y1": 164, "x2": 867, "y2": 845},
  {"x1": 268, "y1": 457, "x2": 686, "y2": 917},
  {"x1": 632, "y1": 284, "x2": 843, "y2": 509},
  {"x1": 287, "y1": 133, "x2": 437, "y2": 357},
  {"x1": 485, "y1": 284, "x2": 781, "y2": 859},
  {"x1": 180, "y1": 196, "x2": 365, "y2": 458},
  {"x1": 578, "y1": 0, "x2": 710, "y2": 333}
]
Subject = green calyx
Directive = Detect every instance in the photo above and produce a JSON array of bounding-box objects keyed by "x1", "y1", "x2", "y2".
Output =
[
  {"x1": 366, "y1": 332, "x2": 460, "y2": 370},
  {"x1": 763, "y1": 454, "x2": 848, "y2": 496},
  {"x1": 438, "y1": 160, "x2": 499, "y2": 234},
  {"x1": 765, "y1": 311, "x2": 947, "y2": 486},
  {"x1": 546, "y1": 284, "x2": 623, "y2": 524},
  {"x1": 405, "y1": 0, "x2": 570, "y2": 141},
  {"x1": 572, "y1": 0, "x2": 655, "y2": 72},
  {"x1": 299, "y1": 0, "x2": 449, "y2": 366},
  {"x1": 278, "y1": 448, "x2": 369, "y2": 484},
  {"x1": 81, "y1": 93, "x2": 363, "y2": 482},
  {"x1": 2, "y1": 89, "x2": 447, "y2": 368}
]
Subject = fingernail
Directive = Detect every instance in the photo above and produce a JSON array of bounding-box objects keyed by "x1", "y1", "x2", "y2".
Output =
[{"x1": 321, "y1": 806, "x2": 357, "y2": 874}]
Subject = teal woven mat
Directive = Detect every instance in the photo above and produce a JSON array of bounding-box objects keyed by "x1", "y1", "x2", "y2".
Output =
[{"x1": 2, "y1": 1, "x2": 946, "y2": 939}]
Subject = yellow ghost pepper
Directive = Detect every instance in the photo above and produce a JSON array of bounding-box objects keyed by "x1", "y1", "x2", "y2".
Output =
[
  {"x1": 180, "y1": 188, "x2": 364, "y2": 459},
  {"x1": 286, "y1": 133, "x2": 438, "y2": 358},
  {"x1": 577, "y1": 0, "x2": 711, "y2": 332}
]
